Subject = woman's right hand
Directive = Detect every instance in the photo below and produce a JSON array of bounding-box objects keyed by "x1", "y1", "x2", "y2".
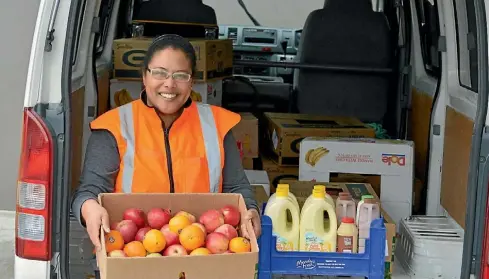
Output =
[{"x1": 81, "y1": 199, "x2": 111, "y2": 251}]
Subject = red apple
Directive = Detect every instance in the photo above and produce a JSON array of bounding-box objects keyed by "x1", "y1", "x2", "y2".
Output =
[
  {"x1": 110, "y1": 222, "x2": 118, "y2": 230},
  {"x1": 123, "y1": 208, "x2": 146, "y2": 228},
  {"x1": 223, "y1": 250, "x2": 234, "y2": 254},
  {"x1": 108, "y1": 250, "x2": 126, "y2": 257},
  {"x1": 199, "y1": 209, "x2": 224, "y2": 233},
  {"x1": 174, "y1": 211, "x2": 196, "y2": 223},
  {"x1": 147, "y1": 208, "x2": 172, "y2": 229},
  {"x1": 163, "y1": 244, "x2": 188, "y2": 256},
  {"x1": 162, "y1": 229, "x2": 180, "y2": 246},
  {"x1": 116, "y1": 220, "x2": 139, "y2": 243},
  {"x1": 220, "y1": 205, "x2": 241, "y2": 227},
  {"x1": 161, "y1": 224, "x2": 171, "y2": 233},
  {"x1": 135, "y1": 227, "x2": 151, "y2": 242},
  {"x1": 214, "y1": 224, "x2": 238, "y2": 240},
  {"x1": 205, "y1": 232, "x2": 230, "y2": 254}
]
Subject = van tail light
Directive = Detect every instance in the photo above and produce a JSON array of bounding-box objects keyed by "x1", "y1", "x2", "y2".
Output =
[
  {"x1": 15, "y1": 108, "x2": 54, "y2": 261},
  {"x1": 481, "y1": 180, "x2": 489, "y2": 278}
]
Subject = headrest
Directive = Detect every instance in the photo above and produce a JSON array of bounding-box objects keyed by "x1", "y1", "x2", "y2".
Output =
[{"x1": 323, "y1": 0, "x2": 373, "y2": 12}]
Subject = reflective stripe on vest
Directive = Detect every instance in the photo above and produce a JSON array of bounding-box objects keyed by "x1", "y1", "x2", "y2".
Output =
[{"x1": 118, "y1": 103, "x2": 221, "y2": 193}]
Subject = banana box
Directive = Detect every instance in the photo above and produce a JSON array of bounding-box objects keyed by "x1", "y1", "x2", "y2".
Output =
[
  {"x1": 109, "y1": 79, "x2": 143, "y2": 108},
  {"x1": 299, "y1": 137, "x2": 414, "y2": 228}
]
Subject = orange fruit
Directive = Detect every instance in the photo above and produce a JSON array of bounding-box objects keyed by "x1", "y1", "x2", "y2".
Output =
[
  {"x1": 143, "y1": 229, "x2": 167, "y2": 253},
  {"x1": 123, "y1": 241, "x2": 147, "y2": 257},
  {"x1": 229, "y1": 237, "x2": 251, "y2": 253},
  {"x1": 169, "y1": 215, "x2": 192, "y2": 234},
  {"x1": 105, "y1": 230, "x2": 124, "y2": 253},
  {"x1": 190, "y1": 247, "x2": 211, "y2": 255},
  {"x1": 179, "y1": 225, "x2": 205, "y2": 251}
]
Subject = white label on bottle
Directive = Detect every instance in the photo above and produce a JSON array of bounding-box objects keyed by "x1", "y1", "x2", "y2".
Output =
[{"x1": 385, "y1": 239, "x2": 389, "y2": 256}]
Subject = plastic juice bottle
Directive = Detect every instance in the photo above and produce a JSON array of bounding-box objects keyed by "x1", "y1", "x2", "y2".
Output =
[
  {"x1": 265, "y1": 184, "x2": 300, "y2": 212},
  {"x1": 264, "y1": 187, "x2": 300, "y2": 251},
  {"x1": 355, "y1": 194, "x2": 374, "y2": 226},
  {"x1": 336, "y1": 194, "x2": 356, "y2": 224},
  {"x1": 299, "y1": 189, "x2": 338, "y2": 252},
  {"x1": 303, "y1": 185, "x2": 335, "y2": 210},
  {"x1": 357, "y1": 198, "x2": 380, "y2": 253},
  {"x1": 337, "y1": 217, "x2": 358, "y2": 253}
]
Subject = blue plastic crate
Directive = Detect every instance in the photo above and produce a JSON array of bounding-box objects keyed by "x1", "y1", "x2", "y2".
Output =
[{"x1": 257, "y1": 215, "x2": 386, "y2": 279}]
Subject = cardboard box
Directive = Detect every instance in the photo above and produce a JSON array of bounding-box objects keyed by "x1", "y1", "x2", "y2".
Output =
[
  {"x1": 96, "y1": 193, "x2": 258, "y2": 279},
  {"x1": 260, "y1": 155, "x2": 298, "y2": 191},
  {"x1": 232, "y1": 113, "x2": 259, "y2": 158},
  {"x1": 299, "y1": 137, "x2": 414, "y2": 227},
  {"x1": 282, "y1": 181, "x2": 396, "y2": 276},
  {"x1": 264, "y1": 112, "x2": 375, "y2": 165},
  {"x1": 110, "y1": 79, "x2": 143, "y2": 108},
  {"x1": 112, "y1": 38, "x2": 233, "y2": 82},
  {"x1": 242, "y1": 157, "x2": 254, "y2": 169},
  {"x1": 192, "y1": 79, "x2": 223, "y2": 105}
]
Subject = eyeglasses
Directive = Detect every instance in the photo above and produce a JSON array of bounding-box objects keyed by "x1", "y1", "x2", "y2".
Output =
[{"x1": 147, "y1": 67, "x2": 192, "y2": 82}]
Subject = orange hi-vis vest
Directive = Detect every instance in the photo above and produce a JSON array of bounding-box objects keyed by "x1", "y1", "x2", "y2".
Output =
[{"x1": 90, "y1": 99, "x2": 241, "y2": 193}]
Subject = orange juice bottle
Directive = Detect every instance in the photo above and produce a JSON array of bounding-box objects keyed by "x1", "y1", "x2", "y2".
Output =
[{"x1": 337, "y1": 217, "x2": 358, "y2": 253}]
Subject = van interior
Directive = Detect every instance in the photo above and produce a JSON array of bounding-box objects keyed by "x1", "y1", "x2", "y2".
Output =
[{"x1": 48, "y1": 0, "x2": 486, "y2": 277}]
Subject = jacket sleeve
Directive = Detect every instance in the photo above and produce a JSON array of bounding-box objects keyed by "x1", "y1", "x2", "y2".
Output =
[
  {"x1": 221, "y1": 131, "x2": 259, "y2": 211},
  {"x1": 70, "y1": 130, "x2": 120, "y2": 226}
]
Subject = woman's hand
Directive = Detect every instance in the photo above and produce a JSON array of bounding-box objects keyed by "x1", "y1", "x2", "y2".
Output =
[
  {"x1": 81, "y1": 199, "x2": 111, "y2": 251},
  {"x1": 241, "y1": 209, "x2": 261, "y2": 239}
]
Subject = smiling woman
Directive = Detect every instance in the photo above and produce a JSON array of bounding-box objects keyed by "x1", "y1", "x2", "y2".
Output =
[{"x1": 70, "y1": 34, "x2": 262, "y2": 258}]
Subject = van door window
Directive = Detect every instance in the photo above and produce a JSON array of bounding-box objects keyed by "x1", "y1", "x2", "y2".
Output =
[
  {"x1": 415, "y1": 0, "x2": 441, "y2": 77},
  {"x1": 453, "y1": 0, "x2": 479, "y2": 92},
  {"x1": 95, "y1": 0, "x2": 115, "y2": 56},
  {"x1": 72, "y1": 0, "x2": 88, "y2": 66}
]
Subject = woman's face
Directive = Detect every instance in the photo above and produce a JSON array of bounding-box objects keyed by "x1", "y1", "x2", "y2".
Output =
[{"x1": 143, "y1": 47, "x2": 193, "y2": 115}]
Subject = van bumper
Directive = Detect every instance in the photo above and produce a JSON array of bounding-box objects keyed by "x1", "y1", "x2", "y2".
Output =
[{"x1": 14, "y1": 256, "x2": 50, "y2": 279}]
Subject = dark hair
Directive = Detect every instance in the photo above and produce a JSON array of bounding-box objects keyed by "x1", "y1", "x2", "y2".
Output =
[{"x1": 142, "y1": 34, "x2": 197, "y2": 75}]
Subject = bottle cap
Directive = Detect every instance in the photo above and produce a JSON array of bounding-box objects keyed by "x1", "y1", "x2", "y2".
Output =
[
  {"x1": 341, "y1": 217, "x2": 355, "y2": 224},
  {"x1": 361, "y1": 195, "x2": 374, "y2": 201},
  {"x1": 277, "y1": 184, "x2": 290, "y2": 191},
  {"x1": 276, "y1": 187, "x2": 289, "y2": 198},
  {"x1": 313, "y1": 185, "x2": 326, "y2": 192},
  {"x1": 312, "y1": 189, "x2": 325, "y2": 198}
]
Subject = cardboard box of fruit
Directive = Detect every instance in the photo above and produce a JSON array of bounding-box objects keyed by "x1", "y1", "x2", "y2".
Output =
[{"x1": 96, "y1": 193, "x2": 259, "y2": 279}]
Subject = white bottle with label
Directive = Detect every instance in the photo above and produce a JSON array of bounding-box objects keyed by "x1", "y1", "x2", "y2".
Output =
[
  {"x1": 264, "y1": 187, "x2": 300, "y2": 251},
  {"x1": 337, "y1": 217, "x2": 358, "y2": 253},
  {"x1": 265, "y1": 183, "x2": 300, "y2": 212},
  {"x1": 355, "y1": 194, "x2": 374, "y2": 226},
  {"x1": 357, "y1": 198, "x2": 381, "y2": 253},
  {"x1": 299, "y1": 189, "x2": 338, "y2": 252},
  {"x1": 336, "y1": 194, "x2": 356, "y2": 224}
]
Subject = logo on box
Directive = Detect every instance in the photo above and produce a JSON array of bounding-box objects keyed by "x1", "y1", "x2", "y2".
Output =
[{"x1": 382, "y1": 154, "x2": 406, "y2": 166}]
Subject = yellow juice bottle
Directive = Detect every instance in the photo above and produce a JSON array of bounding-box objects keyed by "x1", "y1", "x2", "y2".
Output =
[
  {"x1": 299, "y1": 189, "x2": 338, "y2": 252},
  {"x1": 264, "y1": 187, "x2": 300, "y2": 251}
]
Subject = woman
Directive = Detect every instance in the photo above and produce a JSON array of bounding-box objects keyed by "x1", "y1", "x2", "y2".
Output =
[{"x1": 71, "y1": 34, "x2": 261, "y2": 251}]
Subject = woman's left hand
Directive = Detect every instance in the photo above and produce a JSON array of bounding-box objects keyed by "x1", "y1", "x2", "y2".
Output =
[{"x1": 241, "y1": 209, "x2": 261, "y2": 239}]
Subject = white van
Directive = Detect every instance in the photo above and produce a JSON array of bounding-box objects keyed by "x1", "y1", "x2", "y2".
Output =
[{"x1": 12, "y1": 0, "x2": 489, "y2": 278}]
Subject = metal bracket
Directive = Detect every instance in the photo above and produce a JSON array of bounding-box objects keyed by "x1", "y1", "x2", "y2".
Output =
[
  {"x1": 91, "y1": 17, "x2": 100, "y2": 34},
  {"x1": 438, "y1": 36, "x2": 447, "y2": 52},
  {"x1": 433, "y1": 124, "x2": 441, "y2": 136}
]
